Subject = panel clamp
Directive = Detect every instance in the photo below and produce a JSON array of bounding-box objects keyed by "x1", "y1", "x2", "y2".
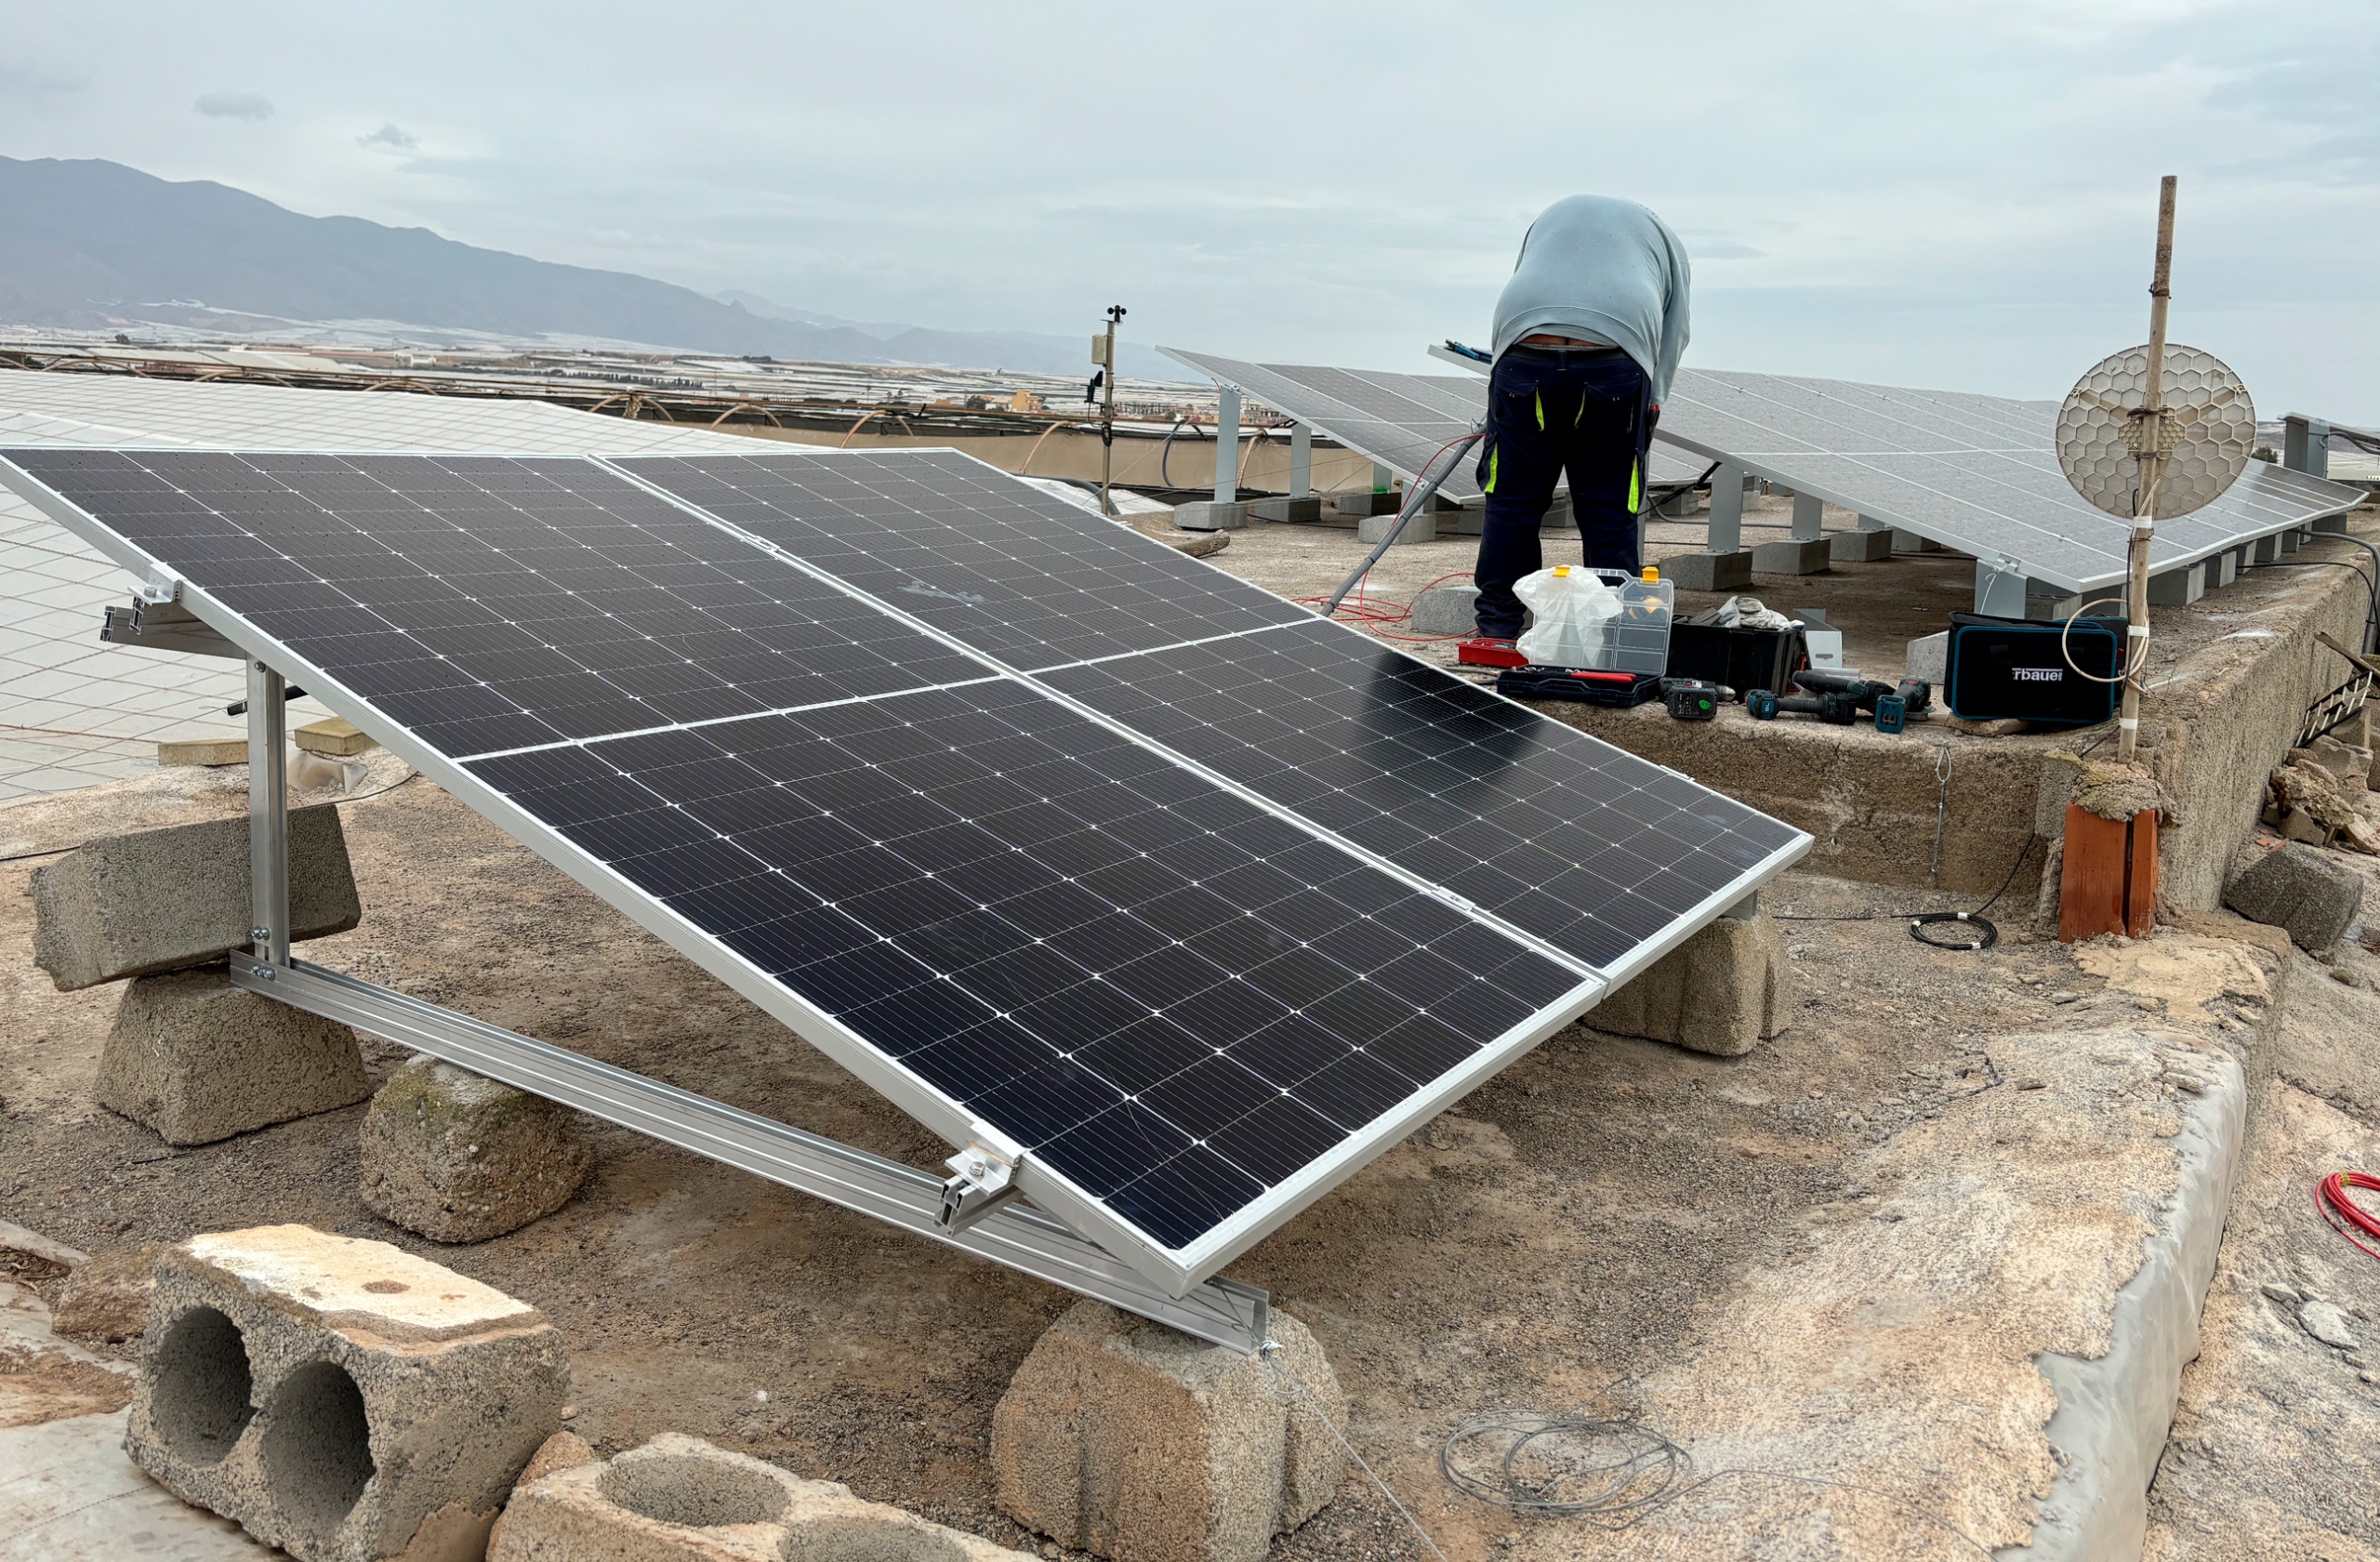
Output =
[{"x1": 939, "y1": 1142, "x2": 1024, "y2": 1234}]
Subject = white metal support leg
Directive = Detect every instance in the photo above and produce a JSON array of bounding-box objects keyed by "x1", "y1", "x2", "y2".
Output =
[
  {"x1": 1212, "y1": 389, "x2": 1240, "y2": 505},
  {"x1": 1706, "y1": 463, "x2": 1745, "y2": 554},
  {"x1": 246, "y1": 661, "x2": 289, "y2": 966},
  {"x1": 1289, "y1": 422, "x2": 1311, "y2": 500},
  {"x1": 1792, "y1": 491, "x2": 1824, "y2": 541}
]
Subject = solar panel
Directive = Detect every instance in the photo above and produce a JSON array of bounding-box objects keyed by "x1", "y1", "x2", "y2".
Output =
[
  {"x1": 1158, "y1": 349, "x2": 1709, "y2": 501},
  {"x1": 2, "y1": 443, "x2": 1808, "y2": 1293},
  {"x1": 1657, "y1": 369, "x2": 2362, "y2": 593}
]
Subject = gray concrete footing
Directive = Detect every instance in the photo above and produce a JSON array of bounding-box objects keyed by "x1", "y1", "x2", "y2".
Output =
[
  {"x1": 1891, "y1": 529, "x2": 1939, "y2": 552},
  {"x1": 991, "y1": 1301, "x2": 1346, "y2": 1562},
  {"x1": 1830, "y1": 527, "x2": 1895, "y2": 563},
  {"x1": 129, "y1": 1224, "x2": 568, "y2": 1562},
  {"x1": 1664, "y1": 550, "x2": 1755, "y2": 592},
  {"x1": 31, "y1": 805, "x2": 362, "y2": 992},
  {"x1": 98, "y1": 969, "x2": 372, "y2": 1146},
  {"x1": 1356, "y1": 509, "x2": 1434, "y2": 545},
  {"x1": 1170, "y1": 501, "x2": 1249, "y2": 532},
  {"x1": 1247, "y1": 496, "x2": 1323, "y2": 523},
  {"x1": 1580, "y1": 911, "x2": 1791, "y2": 1056},
  {"x1": 491, "y1": 1432, "x2": 1031, "y2": 1561},
  {"x1": 1408, "y1": 584, "x2": 1479, "y2": 638},
  {"x1": 1752, "y1": 537, "x2": 1832, "y2": 576},
  {"x1": 360, "y1": 1056, "x2": 594, "y2": 1244},
  {"x1": 1331, "y1": 491, "x2": 1397, "y2": 518}
]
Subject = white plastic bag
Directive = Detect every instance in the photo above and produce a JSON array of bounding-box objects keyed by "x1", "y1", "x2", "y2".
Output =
[{"x1": 1514, "y1": 565, "x2": 1627, "y2": 669}]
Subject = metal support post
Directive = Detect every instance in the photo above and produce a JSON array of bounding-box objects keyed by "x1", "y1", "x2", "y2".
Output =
[
  {"x1": 1212, "y1": 388, "x2": 1240, "y2": 505},
  {"x1": 246, "y1": 660, "x2": 289, "y2": 967},
  {"x1": 1289, "y1": 421, "x2": 1312, "y2": 500},
  {"x1": 1857, "y1": 512, "x2": 1889, "y2": 533},
  {"x1": 1792, "y1": 491, "x2": 1824, "y2": 541},
  {"x1": 1372, "y1": 461, "x2": 1392, "y2": 495},
  {"x1": 225, "y1": 955, "x2": 1270, "y2": 1351},
  {"x1": 1975, "y1": 561, "x2": 2029, "y2": 617},
  {"x1": 2282, "y1": 415, "x2": 2330, "y2": 479},
  {"x1": 1705, "y1": 463, "x2": 1745, "y2": 554}
]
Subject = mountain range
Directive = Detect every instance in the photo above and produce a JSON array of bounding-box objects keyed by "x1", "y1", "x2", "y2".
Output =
[{"x1": 0, "y1": 155, "x2": 1177, "y2": 378}]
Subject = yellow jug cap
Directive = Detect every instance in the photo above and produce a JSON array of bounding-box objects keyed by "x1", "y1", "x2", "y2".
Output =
[
  {"x1": 1642, "y1": 566, "x2": 1659, "y2": 583},
  {"x1": 1553, "y1": 565, "x2": 1571, "y2": 577}
]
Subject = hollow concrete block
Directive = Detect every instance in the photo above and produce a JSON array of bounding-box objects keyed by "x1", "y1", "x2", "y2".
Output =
[
  {"x1": 991, "y1": 1301, "x2": 1344, "y2": 1562},
  {"x1": 1662, "y1": 550, "x2": 1754, "y2": 592},
  {"x1": 30, "y1": 803, "x2": 362, "y2": 992},
  {"x1": 1580, "y1": 910, "x2": 1791, "y2": 1057},
  {"x1": 2222, "y1": 841, "x2": 2363, "y2": 952},
  {"x1": 1830, "y1": 526, "x2": 1894, "y2": 563},
  {"x1": 98, "y1": 969, "x2": 372, "y2": 1145},
  {"x1": 1170, "y1": 501, "x2": 1248, "y2": 532},
  {"x1": 361, "y1": 1056, "x2": 594, "y2": 1244},
  {"x1": 490, "y1": 1432, "x2": 1033, "y2": 1562},
  {"x1": 128, "y1": 1224, "x2": 569, "y2": 1562},
  {"x1": 1751, "y1": 536, "x2": 1831, "y2": 576}
]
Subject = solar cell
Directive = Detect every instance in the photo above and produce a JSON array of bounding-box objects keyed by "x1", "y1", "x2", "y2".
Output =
[
  {"x1": 1038, "y1": 620, "x2": 1800, "y2": 975},
  {"x1": 614, "y1": 448, "x2": 1310, "y2": 669},
  {"x1": 1657, "y1": 369, "x2": 2361, "y2": 592},
  {"x1": 1158, "y1": 348, "x2": 1708, "y2": 498}
]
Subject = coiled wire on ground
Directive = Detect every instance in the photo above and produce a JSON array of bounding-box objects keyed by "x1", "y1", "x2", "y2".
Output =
[{"x1": 2317, "y1": 1170, "x2": 2380, "y2": 1262}]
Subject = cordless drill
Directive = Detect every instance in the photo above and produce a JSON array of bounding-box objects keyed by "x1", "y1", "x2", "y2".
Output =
[{"x1": 1789, "y1": 668, "x2": 1934, "y2": 734}]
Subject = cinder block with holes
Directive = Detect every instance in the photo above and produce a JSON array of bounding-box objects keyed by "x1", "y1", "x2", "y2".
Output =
[{"x1": 128, "y1": 1224, "x2": 568, "y2": 1562}]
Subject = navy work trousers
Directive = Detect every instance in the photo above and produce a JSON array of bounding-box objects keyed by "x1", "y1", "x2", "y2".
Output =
[{"x1": 1471, "y1": 344, "x2": 1652, "y2": 640}]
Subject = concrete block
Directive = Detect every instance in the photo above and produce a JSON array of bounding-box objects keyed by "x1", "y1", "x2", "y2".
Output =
[
  {"x1": 1247, "y1": 496, "x2": 1323, "y2": 523},
  {"x1": 51, "y1": 1242, "x2": 163, "y2": 1344},
  {"x1": 1830, "y1": 526, "x2": 1894, "y2": 563},
  {"x1": 361, "y1": 1057, "x2": 594, "y2": 1244},
  {"x1": 1751, "y1": 537, "x2": 1831, "y2": 576},
  {"x1": 1409, "y1": 585, "x2": 1480, "y2": 638},
  {"x1": 1356, "y1": 509, "x2": 1434, "y2": 545},
  {"x1": 2149, "y1": 563, "x2": 2206, "y2": 607},
  {"x1": 992, "y1": 1301, "x2": 1345, "y2": 1562},
  {"x1": 98, "y1": 969, "x2": 372, "y2": 1145},
  {"x1": 1170, "y1": 501, "x2": 1248, "y2": 532},
  {"x1": 159, "y1": 736, "x2": 248, "y2": 767},
  {"x1": 491, "y1": 1432, "x2": 1032, "y2": 1562},
  {"x1": 129, "y1": 1224, "x2": 569, "y2": 1562},
  {"x1": 295, "y1": 719, "x2": 377, "y2": 759},
  {"x1": 1580, "y1": 911, "x2": 1791, "y2": 1057},
  {"x1": 1891, "y1": 529, "x2": 1939, "y2": 552},
  {"x1": 2254, "y1": 533, "x2": 2283, "y2": 564},
  {"x1": 30, "y1": 804, "x2": 362, "y2": 992},
  {"x1": 1662, "y1": 550, "x2": 1754, "y2": 592},
  {"x1": 1906, "y1": 630, "x2": 1949, "y2": 688},
  {"x1": 1331, "y1": 491, "x2": 1397, "y2": 518},
  {"x1": 2222, "y1": 841, "x2": 2364, "y2": 951}
]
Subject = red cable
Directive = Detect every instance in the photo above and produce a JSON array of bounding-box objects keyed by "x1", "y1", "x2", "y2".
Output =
[{"x1": 2316, "y1": 1171, "x2": 2380, "y2": 1263}]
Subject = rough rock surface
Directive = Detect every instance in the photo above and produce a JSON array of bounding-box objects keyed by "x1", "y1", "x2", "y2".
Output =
[
  {"x1": 97, "y1": 968, "x2": 372, "y2": 1145},
  {"x1": 2223, "y1": 840, "x2": 2366, "y2": 950},
  {"x1": 48, "y1": 1242, "x2": 161, "y2": 1344},
  {"x1": 990, "y1": 1302, "x2": 1345, "y2": 1562},
  {"x1": 490, "y1": 1432, "x2": 1034, "y2": 1561},
  {"x1": 128, "y1": 1224, "x2": 568, "y2": 1562},
  {"x1": 359, "y1": 1056, "x2": 593, "y2": 1244},
  {"x1": 1580, "y1": 910, "x2": 1790, "y2": 1057}
]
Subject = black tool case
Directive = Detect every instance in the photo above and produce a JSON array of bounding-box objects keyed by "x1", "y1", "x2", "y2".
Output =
[
  {"x1": 1665, "y1": 621, "x2": 1805, "y2": 696},
  {"x1": 1941, "y1": 612, "x2": 2127, "y2": 724}
]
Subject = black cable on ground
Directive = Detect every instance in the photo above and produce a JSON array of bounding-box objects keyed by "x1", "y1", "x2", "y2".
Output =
[
  {"x1": 0, "y1": 771, "x2": 420, "y2": 867},
  {"x1": 1775, "y1": 835, "x2": 2037, "y2": 953}
]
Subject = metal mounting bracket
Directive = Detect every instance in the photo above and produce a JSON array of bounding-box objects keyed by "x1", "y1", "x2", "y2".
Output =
[
  {"x1": 102, "y1": 598, "x2": 245, "y2": 659},
  {"x1": 230, "y1": 671, "x2": 1268, "y2": 1352}
]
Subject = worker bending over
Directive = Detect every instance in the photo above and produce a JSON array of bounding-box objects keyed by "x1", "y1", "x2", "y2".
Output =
[{"x1": 1472, "y1": 194, "x2": 1691, "y2": 645}]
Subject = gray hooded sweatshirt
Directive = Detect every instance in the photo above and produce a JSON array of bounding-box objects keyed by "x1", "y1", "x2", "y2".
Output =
[{"x1": 1490, "y1": 195, "x2": 1691, "y2": 404}]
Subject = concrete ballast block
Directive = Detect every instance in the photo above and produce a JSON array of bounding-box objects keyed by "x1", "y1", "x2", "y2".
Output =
[
  {"x1": 1170, "y1": 501, "x2": 1248, "y2": 532},
  {"x1": 1580, "y1": 911, "x2": 1792, "y2": 1056},
  {"x1": 992, "y1": 1301, "x2": 1346, "y2": 1562},
  {"x1": 1751, "y1": 536, "x2": 1832, "y2": 576},
  {"x1": 295, "y1": 719, "x2": 377, "y2": 759},
  {"x1": 99, "y1": 969, "x2": 372, "y2": 1145},
  {"x1": 1330, "y1": 491, "x2": 1397, "y2": 518},
  {"x1": 129, "y1": 1224, "x2": 569, "y2": 1562},
  {"x1": 1830, "y1": 526, "x2": 1894, "y2": 563},
  {"x1": 31, "y1": 804, "x2": 363, "y2": 991},
  {"x1": 1891, "y1": 529, "x2": 1939, "y2": 552},
  {"x1": 1409, "y1": 585, "x2": 1481, "y2": 638},
  {"x1": 1662, "y1": 550, "x2": 1754, "y2": 592},
  {"x1": 2222, "y1": 841, "x2": 2363, "y2": 951},
  {"x1": 491, "y1": 1432, "x2": 1033, "y2": 1561},
  {"x1": 361, "y1": 1056, "x2": 594, "y2": 1243},
  {"x1": 1906, "y1": 630, "x2": 1949, "y2": 688},
  {"x1": 159, "y1": 736, "x2": 249, "y2": 767},
  {"x1": 1247, "y1": 496, "x2": 1323, "y2": 523},
  {"x1": 1356, "y1": 509, "x2": 1434, "y2": 544}
]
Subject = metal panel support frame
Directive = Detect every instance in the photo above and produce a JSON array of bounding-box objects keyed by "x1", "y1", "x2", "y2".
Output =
[{"x1": 231, "y1": 674, "x2": 1270, "y2": 1354}]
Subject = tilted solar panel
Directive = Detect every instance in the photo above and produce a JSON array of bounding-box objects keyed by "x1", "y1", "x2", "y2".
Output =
[{"x1": 3, "y1": 443, "x2": 1807, "y2": 1293}]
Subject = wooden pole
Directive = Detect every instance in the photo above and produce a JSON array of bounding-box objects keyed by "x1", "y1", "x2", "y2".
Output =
[{"x1": 2118, "y1": 175, "x2": 2177, "y2": 764}]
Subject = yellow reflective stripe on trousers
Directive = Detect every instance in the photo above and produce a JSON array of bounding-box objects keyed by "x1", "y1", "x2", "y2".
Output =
[
  {"x1": 1486, "y1": 447, "x2": 1498, "y2": 494},
  {"x1": 1628, "y1": 459, "x2": 1642, "y2": 512},
  {"x1": 1533, "y1": 390, "x2": 1543, "y2": 431}
]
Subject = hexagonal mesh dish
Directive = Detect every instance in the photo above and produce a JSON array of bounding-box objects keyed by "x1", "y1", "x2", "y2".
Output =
[{"x1": 2056, "y1": 343, "x2": 2255, "y2": 521}]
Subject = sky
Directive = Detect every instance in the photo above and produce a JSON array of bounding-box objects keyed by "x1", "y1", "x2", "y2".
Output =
[{"x1": 1, "y1": 0, "x2": 2373, "y2": 419}]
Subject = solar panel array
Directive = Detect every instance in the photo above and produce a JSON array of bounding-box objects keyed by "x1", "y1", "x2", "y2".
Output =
[
  {"x1": 1158, "y1": 348, "x2": 1708, "y2": 502},
  {"x1": 3, "y1": 443, "x2": 1807, "y2": 1287},
  {"x1": 1653, "y1": 368, "x2": 2363, "y2": 593}
]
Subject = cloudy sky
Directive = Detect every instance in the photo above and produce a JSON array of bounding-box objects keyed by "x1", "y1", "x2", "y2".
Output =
[{"x1": 2, "y1": 0, "x2": 2373, "y2": 417}]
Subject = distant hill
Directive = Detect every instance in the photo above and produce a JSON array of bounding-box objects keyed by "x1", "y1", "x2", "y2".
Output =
[
  {"x1": 0, "y1": 155, "x2": 1177, "y2": 377},
  {"x1": 717, "y1": 290, "x2": 1178, "y2": 380}
]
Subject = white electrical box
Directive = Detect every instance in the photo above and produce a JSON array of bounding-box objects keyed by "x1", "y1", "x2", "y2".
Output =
[{"x1": 1090, "y1": 336, "x2": 1113, "y2": 367}]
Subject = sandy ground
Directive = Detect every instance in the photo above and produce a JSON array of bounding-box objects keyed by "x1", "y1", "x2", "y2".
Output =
[{"x1": 5, "y1": 756, "x2": 2362, "y2": 1559}]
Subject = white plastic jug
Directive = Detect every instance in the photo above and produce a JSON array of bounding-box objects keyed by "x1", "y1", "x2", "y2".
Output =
[{"x1": 1514, "y1": 565, "x2": 1627, "y2": 669}]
